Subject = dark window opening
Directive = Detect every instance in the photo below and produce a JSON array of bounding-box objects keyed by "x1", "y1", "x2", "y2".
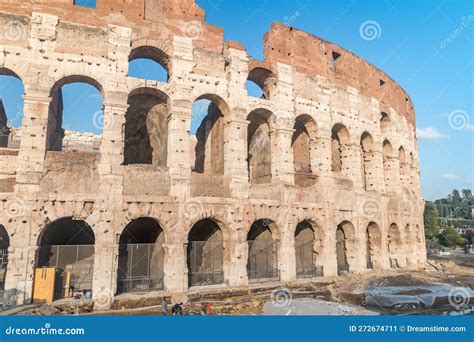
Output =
[{"x1": 331, "y1": 51, "x2": 341, "y2": 71}]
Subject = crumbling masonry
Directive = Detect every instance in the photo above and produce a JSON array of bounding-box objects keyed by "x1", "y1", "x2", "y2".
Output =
[{"x1": 0, "y1": 0, "x2": 426, "y2": 307}]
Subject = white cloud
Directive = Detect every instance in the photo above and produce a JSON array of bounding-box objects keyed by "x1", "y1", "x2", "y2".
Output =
[
  {"x1": 464, "y1": 124, "x2": 474, "y2": 131},
  {"x1": 416, "y1": 127, "x2": 449, "y2": 140},
  {"x1": 440, "y1": 173, "x2": 459, "y2": 181}
]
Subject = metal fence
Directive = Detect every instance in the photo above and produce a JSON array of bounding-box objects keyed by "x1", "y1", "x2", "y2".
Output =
[
  {"x1": 37, "y1": 245, "x2": 94, "y2": 297},
  {"x1": 295, "y1": 240, "x2": 324, "y2": 279},
  {"x1": 247, "y1": 240, "x2": 280, "y2": 283},
  {"x1": 188, "y1": 241, "x2": 223, "y2": 287},
  {"x1": 117, "y1": 243, "x2": 164, "y2": 293}
]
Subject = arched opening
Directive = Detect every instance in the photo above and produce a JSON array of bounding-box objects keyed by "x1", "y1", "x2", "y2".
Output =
[
  {"x1": 360, "y1": 132, "x2": 374, "y2": 191},
  {"x1": 331, "y1": 124, "x2": 350, "y2": 173},
  {"x1": 128, "y1": 46, "x2": 170, "y2": 82},
  {"x1": 124, "y1": 88, "x2": 169, "y2": 166},
  {"x1": 0, "y1": 225, "x2": 9, "y2": 294},
  {"x1": 366, "y1": 222, "x2": 382, "y2": 270},
  {"x1": 295, "y1": 220, "x2": 323, "y2": 278},
  {"x1": 191, "y1": 95, "x2": 228, "y2": 175},
  {"x1": 247, "y1": 109, "x2": 273, "y2": 184},
  {"x1": 380, "y1": 112, "x2": 390, "y2": 131},
  {"x1": 117, "y1": 218, "x2": 165, "y2": 293},
  {"x1": 247, "y1": 67, "x2": 275, "y2": 99},
  {"x1": 399, "y1": 146, "x2": 407, "y2": 187},
  {"x1": 336, "y1": 221, "x2": 355, "y2": 275},
  {"x1": 36, "y1": 217, "x2": 95, "y2": 300},
  {"x1": 383, "y1": 140, "x2": 393, "y2": 190},
  {"x1": 292, "y1": 115, "x2": 318, "y2": 187},
  {"x1": 247, "y1": 219, "x2": 279, "y2": 283},
  {"x1": 0, "y1": 68, "x2": 24, "y2": 148},
  {"x1": 187, "y1": 219, "x2": 224, "y2": 287},
  {"x1": 47, "y1": 76, "x2": 103, "y2": 152},
  {"x1": 388, "y1": 223, "x2": 402, "y2": 268}
]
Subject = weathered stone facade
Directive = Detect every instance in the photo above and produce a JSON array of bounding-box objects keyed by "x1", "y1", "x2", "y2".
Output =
[{"x1": 0, "y1": 0, "x2": 425, "y2": 307}]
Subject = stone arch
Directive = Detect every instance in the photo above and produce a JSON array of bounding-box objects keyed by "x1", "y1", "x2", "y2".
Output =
[
  {"x1": 387, "y1": 223, "x2": 402, "y2": 268},
  {"x1": 192, "y1": 94, "x2": 230, "y2": 174},
  {"x1": 117, "y1": 217, "x2": 166, "y2": 293},
  {"x1": 336, "y1": 220, "x2": 356, "y2": 275},
  {"x1": 247, "y1": 109, "x2": 275, "y2": 184},
  {"x1": 331, "y1": 124, "x2": 350, "y2": 173},
  {"x1": 247, "y1": 66, "x2": 276, "y2": 99},
  {"x1": 129, "y1": 45, "x2": 171, "y2": 81},
  {"x1": 294, "y1": 219, "x2": 323, "y2": 278},
  {"x1": 366, "y1": 222, "x2": 382, "y2": 269},
  {"x1": 124, "y1": 87, "x2": 170, "y2": 166},
  {"x1": 292, "y1": 114, "x2": 318, "y2": 173},
  {"x1": 380, "y1": 112, "x2": 391, "y2": 131},
  {"x1": 399, "y1": 146, "x2": 408, "y2": 187},
  {"x1": 187, "y1": 218, "x2": 224, "y2": 287},
  {"x1": 37, "y1": 217, "x2": 95, "y2": 299},
  {"x1": 47, "y1": 75, "x2": 103, "y2": 152},
  {"x1": 247, "y1": 219, "x2": 279, "y2": 282},
  {"x1": 0, "y1": 224, "x2": 9, "y2": 292},
  {"x1": 0, "y1": 68, "x2": 24, "y2": 148},
  {"x1": 383, "y1": 139, "x2": 393, "y2": 189},
  {"x1": 360, "y1": 132, "x2": 375, "y2": 190}
]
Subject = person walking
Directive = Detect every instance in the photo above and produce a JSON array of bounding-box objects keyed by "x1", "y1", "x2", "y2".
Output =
[{"x1": 172, "y1": 302, "x2": 183, "y2": 316}]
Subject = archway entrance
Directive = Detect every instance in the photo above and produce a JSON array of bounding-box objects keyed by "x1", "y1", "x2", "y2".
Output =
[
  {"x1": 0, "y1": 225, "x2": 9, "y2": 295},
  {"x1": 37, "y1": 218, "x2": 95, "y2": 300},
  {"x1": 247, "y1": 219, "x2": 279, "y2": 283},
  {"x1": 295, "y1": 220, "x2": 323, "y2": 278},
  {"x1": 336, "y1": 221, "x2": 355, "y2": 275},
  {"x1": 117, "y1": 218, "x2": 165, "y2": 293},
  {"x1": 366, "y1": 222, "x2": 382, "y2": 269},
  {"x1": 388, "y1": 224, "x2": 402, "y2": 268},
  {"x1": 187, "y1": 219, "x2": 224, "y2": 287}
]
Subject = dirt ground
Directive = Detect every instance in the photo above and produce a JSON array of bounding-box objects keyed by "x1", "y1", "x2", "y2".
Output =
[{"x1": 8, "y1": 253, "x2": 474, "y2": 316}]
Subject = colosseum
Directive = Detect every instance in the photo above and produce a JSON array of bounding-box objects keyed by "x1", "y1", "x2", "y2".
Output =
[{"x1": 0, "y1": 0, "x2": 426, "y2": 308}]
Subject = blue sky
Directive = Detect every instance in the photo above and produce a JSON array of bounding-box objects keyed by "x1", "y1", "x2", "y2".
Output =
[{"x1": 0, "y1": 0, "x2": 472, "y2": 200}]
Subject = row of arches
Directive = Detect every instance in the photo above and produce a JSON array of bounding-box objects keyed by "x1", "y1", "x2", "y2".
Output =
[{"x1": 0, "y1": 216, "x2": 422, "y2": 300}]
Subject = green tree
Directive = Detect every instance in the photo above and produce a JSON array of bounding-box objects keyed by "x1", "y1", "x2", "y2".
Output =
[
  {"x1": 424, "y1": 201, "x2": 439, "y2": 240},
  {"x1": 437, "y1": 227, "x2": 468, "y2": 247}
]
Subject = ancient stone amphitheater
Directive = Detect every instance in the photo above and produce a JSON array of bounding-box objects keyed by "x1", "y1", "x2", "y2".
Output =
[{"x1": 0, "y1": 0, "x2": 425, "y2": 308}]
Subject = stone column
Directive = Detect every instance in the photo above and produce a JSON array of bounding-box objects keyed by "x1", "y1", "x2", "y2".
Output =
[
  {"x1": 91, "y1": 216, "x2": 117, "y2": 310},
  {"x1": 340, "y1": 144, "x2": 362, "y2": 187},
  {"x1": 98, "y1": 93, "x2": 128, "y2": 196},
  {"x1": 363, "y1": 151, "x2": 384, "y2": 192},
  {"x1": 272, "y1": 125, "x2": 294, "y2": 184},
  {"x1": 167, "y1": 102, "x2": 192, "y2": 198},
  {"x1": 14, "y1": 91, "x2": 50, "y2": 194},
  {"x1": 384, "y1": 157, "x2": 399, "y2": 193},
  {"x1": 224, "y1": 240, "x2": 248, "y2": 287},
  {"x1": 163, "y1": 242, "x2": 188, "y2": 300},
  {"x1": 224, "y1": 118, "x2": 250, "y2": 198},
  {"x1": 278, "y1": 223, "x2": 296, "y2": 282}
]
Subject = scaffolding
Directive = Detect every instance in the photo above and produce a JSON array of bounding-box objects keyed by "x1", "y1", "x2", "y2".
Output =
[
  {"x1": 187, "y1": 241, "x2": 223, "y2": 287},
  {"x1": 295, "y1": 240, "x2": 323, "y2": 278},
  {"x1": 37, "y1": 245, "x2": 94, "y2": 298},
  {"x1": 247, "y1": 240, "x2": 280, "y2": 283},
  {"x1": 117, "y1": 243, "x2": 164, "y2": 293}
]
